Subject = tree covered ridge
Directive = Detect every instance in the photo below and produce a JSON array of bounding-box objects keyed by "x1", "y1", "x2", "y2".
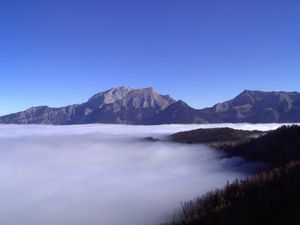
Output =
[
  {"x1": 171, "y1": 127, "x2": 263, "y2": 149},
  {"x1": 164, "y1": 125, "x2": 300, "y2": 225},
  {"x1": 171, "y1": 125, "x2": 300, "y2": 166},
  {"x1": 163, "y1": 161, "x2": 300, "y2": 225},
  {"x1": 228, "y1": 125, "x2": 300, "y2": 166}
]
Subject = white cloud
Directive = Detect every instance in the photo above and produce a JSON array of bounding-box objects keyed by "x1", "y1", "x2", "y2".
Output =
[{"x1": 0, "y1": 123, "x2": 288, "y2": 225}]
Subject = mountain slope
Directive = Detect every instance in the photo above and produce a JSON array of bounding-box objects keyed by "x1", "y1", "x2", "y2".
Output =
[
  {"x1": 164, "y1": 126, "x2": 300, "y2": 225},
  {"x1": 0, "y1": 87, "x2": 175, "y2": 124},
  {"x1": 164, "y1": 161, "x2": 300, "y2": 225},
  {"x1": 204, "y1": 90, "x2": 300, "y2": 123},
  {"x1": 144, "y1": 90, "x2": 300, "y2": 124},
  {"x1": 81, "y1": 87, "x2": 175, "y2": 124},
  {"x1": 144, "y1": 100, "x2": 221, "y2": 124},
  {"x1": 1, "y1": 88, "x2": 300, "y2": 124}
]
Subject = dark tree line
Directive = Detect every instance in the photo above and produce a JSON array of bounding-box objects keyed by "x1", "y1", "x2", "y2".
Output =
[
  {"x1": 163, "y1": 125, "x2": 300, "y2": 225},
  {"x1": 164, "y1": 161, "x2": 300, "y2": 225},
  {"x1": 227, "y1": 125, "x2": 300, "y2": 166},
  {"x1": 171, "y1": 127, "x2": 262, "y2": 146}
]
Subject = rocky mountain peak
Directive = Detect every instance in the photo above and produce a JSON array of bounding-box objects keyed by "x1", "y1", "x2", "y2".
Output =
[
  {"x1": 87, "y1": 86, "x2": 174, "y2": 109},
  {"x1": 108, "y1": 86, "x2": 135, "y2": 93},
  {"x1": 82, "y1": 86, "x2": 176, "y2": 124},
  {"x1": 0, "y1": 88, "x2": 299, "y2": 125},
  {"x1": 239, "y1": 89, "x2": 260, "y2": 95},
  {"x1": 87, "y1": 86, "x2": 132, "y2": 108}
]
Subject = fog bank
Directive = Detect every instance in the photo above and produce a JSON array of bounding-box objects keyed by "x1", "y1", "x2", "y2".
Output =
[{"x1": 0, "y1": 124, "x2": 286, "y2": 225}]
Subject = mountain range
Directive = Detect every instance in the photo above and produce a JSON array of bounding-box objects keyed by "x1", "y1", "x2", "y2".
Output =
[{"x1": 1, "y1": 87, "x2": 300, "y2": 124}]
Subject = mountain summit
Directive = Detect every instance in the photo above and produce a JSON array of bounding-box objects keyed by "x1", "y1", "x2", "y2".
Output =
[
  {"x1": 0, "y1": 87, "x2": 175, "y2": 124},
  {"x1": 0, "y1": 88, "x2": 300, "y2": 124}
]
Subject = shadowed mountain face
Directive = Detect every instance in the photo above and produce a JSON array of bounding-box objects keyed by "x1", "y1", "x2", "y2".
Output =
[
  {"x1": 143, "y1": 100, "x2": 203, "y2": 124},
  {"x1": 0, "y1": 88, "x2": 300, "y2": 124},
  {"x1": 143, "y1": 100, "x2": 222, "y2": 124}
]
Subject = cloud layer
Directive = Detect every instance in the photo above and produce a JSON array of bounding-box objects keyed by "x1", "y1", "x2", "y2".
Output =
[{"x1": 0, "y1": 123, "x2": 289, "y2": 225}]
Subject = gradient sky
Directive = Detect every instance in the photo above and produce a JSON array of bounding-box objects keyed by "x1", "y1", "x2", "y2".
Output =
[{"x1": 0, "y1": 0, "x2": 299, "y2": 116}]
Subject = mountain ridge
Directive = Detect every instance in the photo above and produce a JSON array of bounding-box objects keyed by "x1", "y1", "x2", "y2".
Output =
[{"x1": 1, "y1": 87, "x2": 300, "y2": 124}]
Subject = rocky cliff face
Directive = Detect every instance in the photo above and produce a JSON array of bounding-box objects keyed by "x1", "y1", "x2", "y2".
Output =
[
  {"x1": 80, "y1": 86, "x2": 175, "y2": 124},
  {"x1": 0, "y1": 87, "x2": 175, "y2": 124}
]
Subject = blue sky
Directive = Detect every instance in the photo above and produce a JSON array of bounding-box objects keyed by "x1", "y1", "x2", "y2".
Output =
[{"x1": 0, "y1": 0, "x2": 299, "y2": 116}]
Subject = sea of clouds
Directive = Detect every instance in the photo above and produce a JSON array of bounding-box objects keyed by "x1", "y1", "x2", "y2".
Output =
[{"x1": 0, "y1": 123, "x2": 295, "y2": 225}]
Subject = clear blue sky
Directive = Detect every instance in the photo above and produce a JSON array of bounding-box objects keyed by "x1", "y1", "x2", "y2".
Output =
[{"x1": 0, "y1": 0, "x2": 299, "y2": 116}]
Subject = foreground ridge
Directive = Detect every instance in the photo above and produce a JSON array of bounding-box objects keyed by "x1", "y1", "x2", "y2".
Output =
[{"x1": 164, "y1": 125, "x2": 300, "y2": 225}]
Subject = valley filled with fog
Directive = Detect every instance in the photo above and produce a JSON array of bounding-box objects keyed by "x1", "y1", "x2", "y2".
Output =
[{"x1": 0, "y1": 123, "x2": 292, "y2": 225}]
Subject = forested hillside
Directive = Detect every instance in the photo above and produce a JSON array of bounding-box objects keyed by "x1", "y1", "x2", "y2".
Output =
[{"x1": 165, "y1": 126, "x2": 300, "y2": 225}]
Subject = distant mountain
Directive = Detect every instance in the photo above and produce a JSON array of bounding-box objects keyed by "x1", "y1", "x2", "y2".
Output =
[
  {"x1": 144, "y1": 90, "x2": 300, "y2": 124},
  {"x1": 0, "y1": 86, "x2": 175, "y2": 124},
  {"x1": 203, "y1": 90, "x2": 300, "y2": 123},
  {"x1": 1, "y1": 88, "x2": 300, "y2": 124}
]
